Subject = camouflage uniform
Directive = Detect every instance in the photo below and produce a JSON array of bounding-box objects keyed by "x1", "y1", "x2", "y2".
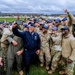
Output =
[
  {"x1": 0, "y1": 28, "x2": 3, "y2": 74},
  {"x1": 0, "y1": 28, "x2": 12, "y2": 71},
  {"x1": 39, "y1": 32, "x2": 51, "y2": 66},
  {"x1": 50, "y1": 33, "x2": 62, "y2": 71},
  {"x1": 61, "y1": 57, "x2": 74, "y2": 75},
  {"x1": 0, "y1": 28, "x2": 2, "y2": 56},
  {"x1": 61, "y1": 34, "x2": 75, "y2": 75}
]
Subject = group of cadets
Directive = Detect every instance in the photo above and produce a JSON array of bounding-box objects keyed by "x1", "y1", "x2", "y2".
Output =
[{"x1": 0, "y1": 9, "x2": 75, "y2": 75}]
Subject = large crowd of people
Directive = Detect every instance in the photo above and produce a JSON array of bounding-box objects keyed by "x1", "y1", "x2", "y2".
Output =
[{"x1": 0, "y1": 10, "x2": 75, "y2": 75}]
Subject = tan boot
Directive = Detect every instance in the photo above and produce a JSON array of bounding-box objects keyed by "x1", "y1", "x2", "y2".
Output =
[
  {"x1": 48, "y1": 70, "x2": 54, "y2": 74},
  {"x1": 59, "y1": 71, "x2": 66, "y2": 75},
  {"x1": 46, "y1": 66, "x2": 49, "y2": 70},
  {"x1": 19, "y1": 70, "x2": 23, "y2": 75},
  {"x1": 40, "y1": 63, "x2": 44, "y2": 67}
]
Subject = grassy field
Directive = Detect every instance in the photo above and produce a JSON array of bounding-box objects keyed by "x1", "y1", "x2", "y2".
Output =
[
  {"x1": 0, "y1": 18, "x2": 24, "y2": 22},
  {"x1": 10, "y1": 64, "x2": 75, "y2": 75},
  {"x1": 10, "y1": 65, "x2": 61, "y2": 75}
]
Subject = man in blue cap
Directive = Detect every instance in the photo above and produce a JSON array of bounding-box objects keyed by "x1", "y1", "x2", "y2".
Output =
[
  {"x1": 39, "y1": 25, "x2": 51, "y2": 70},
  {"x1": 12, "y1": 22, "x2": 41, "y2": 75},
  {"x1": 59, "y1": 26, "x2": 75, "y2": 75},
  {"x1": 34, "y1": 20, "x2": 41, "y2": 34},
  {"x1": 62, "y1": 17, "x2": 67, "y2": 21},
  {"x1": 62, "y1": 17, "x2": 68, "y2": 26},
  {"x1": 23, "y1": 24, "x2": 29, "y2": 31},
  {"x1": 47, "y1": 20, "x2": 54, "y2": 33},
  {"x1": 55, "y1": 19, "x2": 62, "y2": 32},
  {"x1": 48, "y1": 26, "x2": 62, "y2": 74}
]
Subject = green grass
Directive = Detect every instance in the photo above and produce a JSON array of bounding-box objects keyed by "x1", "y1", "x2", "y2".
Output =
[
  {"x1": 10, "y1": 65, "x2": 60, "y2": 75},
  {"x1": 0, "y1": 18, "x2": 24, "y2": 22},
  {"x1": 0, "y1": 64, "x2": 75, "y2": 75},
  {"x1": 10, "y1": 65, "x2": 75, "y2": 75}
]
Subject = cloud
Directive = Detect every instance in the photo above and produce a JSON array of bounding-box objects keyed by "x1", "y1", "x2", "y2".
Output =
[{"x1": 0, "y1": 0, "x2": 75, "y2": 14}]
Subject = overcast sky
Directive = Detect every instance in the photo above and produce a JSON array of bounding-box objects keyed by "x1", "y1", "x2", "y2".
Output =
[{"x1": 0, "y1": 0, "x2": 75, "y2": 14}]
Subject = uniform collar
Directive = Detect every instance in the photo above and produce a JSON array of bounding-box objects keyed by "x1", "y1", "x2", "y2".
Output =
[{"x1": 63, "y1": 33, "x2": 71, "y2": 38}]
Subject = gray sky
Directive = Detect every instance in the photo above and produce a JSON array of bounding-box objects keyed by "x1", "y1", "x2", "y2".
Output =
[{"x1": 0, "y1": 0, "x2": 75, "y2": 14}]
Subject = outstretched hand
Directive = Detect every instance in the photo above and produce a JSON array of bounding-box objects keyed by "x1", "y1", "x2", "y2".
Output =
[
  {"x1": 12, "y1": 40, "x2": 18, "y2": 46},
  {"x1": 12, "y1": 22, "x2": 17, "y2": 28},
  {"x1": 63, "y1": 9, "x2": 69, "y2": 13}
]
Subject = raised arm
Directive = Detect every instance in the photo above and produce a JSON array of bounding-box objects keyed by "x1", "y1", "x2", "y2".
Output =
[
  {"x1": 12, "y1": 23, "x2": 24, "y2": 38},
  {"x1": 64, "y1": 9, "x2": 75, "y2": 25}
]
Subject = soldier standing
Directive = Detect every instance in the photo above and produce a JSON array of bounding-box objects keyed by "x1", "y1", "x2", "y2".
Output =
[
  {"x1": 0, "y1": 28, "x2": 3, "y2": 74},
  {"x1": 6, "y1": 34, "x2": 24, "y2": 75},
  {"x1": 0, "y1": 27, "x2": 12, "y2": 71},
  {"x1": 47, "y1": 20, "x2": 54, "y2": 34},
  {"x1": 59, "y1": 26, "x2": 75, "y2": 75},
  {"x1": 39, "y1": 25, "x2": 51, "y2": 70},
  {"x1": 55, "y1": 19, "x2": 62, "y2": 32},
  {"x1": 48, "y1": 26, "x2": 62, "y2": 74}
]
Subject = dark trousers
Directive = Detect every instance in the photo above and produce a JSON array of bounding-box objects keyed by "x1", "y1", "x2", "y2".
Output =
[{"x1": 24, "y1": 50, "x2": 39, "y2": 73}]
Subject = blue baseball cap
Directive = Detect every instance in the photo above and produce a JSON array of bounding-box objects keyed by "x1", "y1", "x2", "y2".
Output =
[
  {"x1": 23, "y1": 24, "x2": 29, "y2": 28},
  {"x1": 34, "y1": 18, "x2": 37, "y2": 22},
  {"x1": 61, "y1": 26, "x2": 69, "y2": 30},
  {"x1": 47, "y1": 20, "x2": 52, "y2": 23},
  {"x1": 35, "y1": 20, "x2": 39, "y2": 23},
  {"x1": 55, "y1": 19, "x2": 61, "y2": 23},
  {"x1": 28, "y1": 23, "x2": 35, "y2": 27},
  {"x1": 42, "y1": 25, "x2": 48, "y2": 29},
  {"x1": 28, "y1": 22, "x2": 32, "y2": 25},
  {"x1": 62, "y1": 17, "x2": 67, "y2": 21},
  {"x1": 52, "y1": 27, "x2": 58, "y2": 31}
]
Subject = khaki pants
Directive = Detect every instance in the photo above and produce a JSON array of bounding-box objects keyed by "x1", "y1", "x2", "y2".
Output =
[
  {"x1": 39, "y1": 48, "x2": 51, "y2": 66},
  {"x1": 51, "y1": 51, "x2": 61, "y2": 71}
]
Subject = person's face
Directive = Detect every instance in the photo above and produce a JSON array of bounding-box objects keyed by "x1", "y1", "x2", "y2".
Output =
[
  {"x1": 35, "y1": 23, "x2": 39, "y2": 27},
  {"x1": 61, "y1": 29, "x2": 69, "y2": 35},
  {"x1": 29, "y1": 26, "x2": 35, "y2": 33},
  {"x1": 52, "y1": 30, "x2": 57, "y2": 34},
  {"x1": 62, "y1": 20, "x2": 68, "y2": 25},
  {"x1": 48, "y1": 23, "x2": 52, "y2": 28},
  {"x1": 24, "y1": 27, "x2": 29, "y2": 31},
  {"x1": 39, "y1": 19, "x2": 43, "y2": 22},
  {"x1": 42, "y1": 28, "x2": 47, "y2": 33},
  {"x1": 55, "y1": 22, "x2": 59, "y2": 26},
  {"x1": 43, "y1": 20, "x2": 46, "y2": 23}
]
